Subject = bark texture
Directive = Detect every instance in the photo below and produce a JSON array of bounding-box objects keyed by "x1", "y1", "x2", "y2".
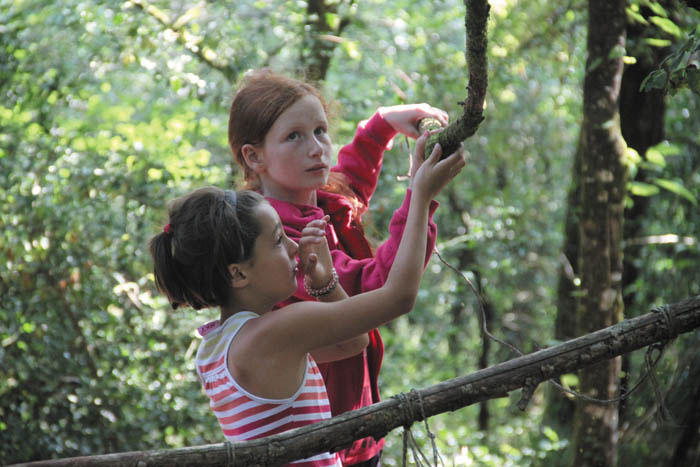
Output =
[
  {"x1": 572, "y1": 1, "x2": 628, "y2": 465},
  {"x1": 419, "y1": 0, "x2": 490, "y2": 156}
]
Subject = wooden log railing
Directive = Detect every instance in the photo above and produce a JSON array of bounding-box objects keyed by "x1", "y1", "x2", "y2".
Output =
[{"x1": 14, "y1": 295, "x2": 700, "y2": 467}]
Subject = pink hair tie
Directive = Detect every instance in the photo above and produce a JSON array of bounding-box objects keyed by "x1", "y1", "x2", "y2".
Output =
[{"x1": 163, "y1": 223, "x2": 171, "y2": 234}]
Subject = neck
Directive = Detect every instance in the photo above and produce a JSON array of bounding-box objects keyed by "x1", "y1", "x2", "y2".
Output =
[
  {"x1": 219, "y1": 304, "x2": 243, "y2": 324},
  {"x1": 220, "y1": 295, "x2": 275, "y2": 323},
  {"x1": 261, "y1": 186, "x2": 317, "y2": 206}
]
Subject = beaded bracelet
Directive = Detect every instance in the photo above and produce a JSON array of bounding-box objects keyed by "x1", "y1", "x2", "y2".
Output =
[{"x1": 303, "y1": 268, "x2": 339, "y2": 298}]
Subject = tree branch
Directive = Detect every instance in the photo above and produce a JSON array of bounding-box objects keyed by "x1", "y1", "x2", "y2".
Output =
[
  {"x1": 419, "y1": 0, "x2": 490, "y2": 156},
  {"x1": 17, "y1": 295, "x2": 700, "y2": 467}
]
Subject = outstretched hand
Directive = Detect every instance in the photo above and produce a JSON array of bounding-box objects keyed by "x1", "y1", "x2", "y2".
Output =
[
  {"x1": 411, "y1": 132, "x2": 466, "y2": 200},
  {"x1": 378, "y1": 103, "x2": 448, "y2": 139},
  {"x1": 298, "y1": 215, "x2": 335, "y2": 289},
  {"x1": 408, "y1": 128, "x2": 443, "y2": 181}
]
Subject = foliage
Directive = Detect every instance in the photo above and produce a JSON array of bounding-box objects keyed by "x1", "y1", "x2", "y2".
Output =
[
  {"x1": 1, "y1": 0, "x2": 699, "y2": 465},
  {"x1": 640, "y1": 25, "x2": 700, "y2": 95}
]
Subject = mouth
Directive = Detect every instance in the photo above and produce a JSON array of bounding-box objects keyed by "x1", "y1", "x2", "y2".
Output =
[{"x1": 306, "y1": 164, "x2": 328, "y2": 173}]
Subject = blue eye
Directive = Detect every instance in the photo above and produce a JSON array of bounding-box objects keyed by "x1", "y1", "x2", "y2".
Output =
[
  {"x1": 287, "y1": 132, "x2": 299, "y2": 141},
  {"x1": 314, "y1": 126, "x2": 327, "y2": 136}
]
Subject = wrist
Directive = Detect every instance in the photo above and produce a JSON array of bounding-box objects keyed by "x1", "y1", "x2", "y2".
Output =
[
  {"x1": 411, "y1": 188, "x2": 434, "y2": 207},
  {"x1": 304, "y1": 268, "x2": 339, "y2": 298}
]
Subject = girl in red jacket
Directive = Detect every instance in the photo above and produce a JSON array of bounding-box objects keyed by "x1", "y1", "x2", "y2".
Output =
[
  {"x1": 227, "y1": 69, "x2": 455, "y2": 466},
  {"x1": 150, "y1": 136, "x2": 464, "y2": 465}
]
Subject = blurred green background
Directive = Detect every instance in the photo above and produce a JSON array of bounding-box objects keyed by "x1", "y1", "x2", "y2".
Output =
[{"x1": 1, "y1": 0, "x2": 698, "y2": 465}]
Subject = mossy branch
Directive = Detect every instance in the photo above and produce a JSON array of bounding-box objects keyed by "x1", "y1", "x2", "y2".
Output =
[{"x1": 419, "y1": 0, "x2": 490, "y2": 157}]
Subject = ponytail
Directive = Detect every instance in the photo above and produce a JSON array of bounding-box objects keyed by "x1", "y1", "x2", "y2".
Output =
[{"x1": 150, "y1": 231, "x2": 187, "y2": 309}]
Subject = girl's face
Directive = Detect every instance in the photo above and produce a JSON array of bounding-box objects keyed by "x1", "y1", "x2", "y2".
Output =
[
  {"x1": 251, "y1": 94, "x2": 332, "y2": 205},
  {"x1": 243, "y1": 201, "x2": 300, "y2": 305}
]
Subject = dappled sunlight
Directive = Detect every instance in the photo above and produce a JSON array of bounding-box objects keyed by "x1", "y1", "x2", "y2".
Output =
[{"x1": 2, "y1": 0, "x2": 699, "y2": 465}]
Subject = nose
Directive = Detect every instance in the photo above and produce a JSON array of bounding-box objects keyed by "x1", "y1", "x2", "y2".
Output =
[
  {"x1": 308, "y1": 135, "x2": 323, "y2": 158},
  {"x1": 286, "y1": 236, "x2": 299, "y2": 257}
]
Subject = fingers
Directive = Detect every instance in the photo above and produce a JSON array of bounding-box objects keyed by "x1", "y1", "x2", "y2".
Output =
[
  {"x1": 302, "y1": 254, "x2": 318, "y2": 275},
  {"x1": 300, "y1": 215, "x2": 329, "y2": 243},
  {"x1": 439, "y1": 144, "x2": 465, "y2": 165},
  {"x1": 415, "y1": 103, "x2": 449, "y2": 126},
  {"x1": 415, "y1": 142, "x2": 466, "y2": 191},
  {"x1": 428, "y1": 107, "x2": 449, "y2": 127},
  {"x1": 435, "y1": 144, "x2": 466, "y2": 178},
  {"x1": 380, "y1": 103, "x2": 449, "y2": 139},
  {"x1": 299, "y1": 228, "x2": 325, "y2": 243},
  {"x1": 426, "y1": 142, "x2": 443, "y2": 164},
  {"x1": 413, "y1": 131, "x2": 430, "y2": 162}
]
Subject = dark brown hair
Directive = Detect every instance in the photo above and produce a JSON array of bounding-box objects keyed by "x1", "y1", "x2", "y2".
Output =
[{"x1": 149, "y1": 187, "x2": 265, "y2": 310}]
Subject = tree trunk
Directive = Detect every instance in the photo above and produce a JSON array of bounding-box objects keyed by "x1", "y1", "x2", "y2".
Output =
[
  {"x1": 572, "y1": 1, "x2": 627, "y2": 466},
  {"x1": 18, "y1": 296, "x2": 700, "y2": 467}
]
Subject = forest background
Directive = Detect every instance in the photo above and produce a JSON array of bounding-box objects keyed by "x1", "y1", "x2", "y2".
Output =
[{"x1": 1, "y1": 0, "x2": 699, "y2": 465}]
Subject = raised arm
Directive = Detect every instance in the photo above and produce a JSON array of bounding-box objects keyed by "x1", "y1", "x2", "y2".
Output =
[
  {"x1": 233, "y1": 135, "x2": 465, "y2": 399},
  {"x1": 333, "y1": 104, "x2": 449, "y2": 208},
  {"x1": 297, "y1": 216, "x2": 369, "y2": 363},
  {"x1": 270, "y1": 134, "x2": 466, "y2": 352}
]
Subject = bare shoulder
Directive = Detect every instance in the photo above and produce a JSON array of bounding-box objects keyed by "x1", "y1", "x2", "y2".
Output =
[{"x1": 226, "y1": 312, "x2": 311, "y2": 399}]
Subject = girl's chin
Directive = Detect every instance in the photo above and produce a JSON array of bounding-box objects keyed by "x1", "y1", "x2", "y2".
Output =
[
  {"x1": 288, "y1": 276, "x2": 299, "y2": 294},
  {"x1": 309, "y1": 174, "x2": 329, "y2": 186}
]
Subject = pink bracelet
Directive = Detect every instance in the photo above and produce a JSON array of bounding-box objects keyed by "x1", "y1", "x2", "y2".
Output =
[{"x1": 303, "y1": 268, "x2": 339, "y2": 298}]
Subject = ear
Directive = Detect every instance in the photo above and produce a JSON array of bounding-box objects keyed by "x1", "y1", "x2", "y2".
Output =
[
  {"x1": 228, "y1": 264, "x2": 249, "y2": 289},
  {"x1": 241, "y1": 144, "x2": 266, "y2": 175}
]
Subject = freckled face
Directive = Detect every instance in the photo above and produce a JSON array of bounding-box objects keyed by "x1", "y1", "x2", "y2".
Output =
[
  {"x1": 245, "y1": 202, "x2": 299, "y2": 304},
  {"x1": 256, "y1": 94, "x2": 332, "y2": 205}
]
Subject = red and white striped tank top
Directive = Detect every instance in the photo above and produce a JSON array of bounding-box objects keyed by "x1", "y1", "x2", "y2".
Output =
[{"x1": 195, "y1": 312, "x2": 341, "y2": 467}]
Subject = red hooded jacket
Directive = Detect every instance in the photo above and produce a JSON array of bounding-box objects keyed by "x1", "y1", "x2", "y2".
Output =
[{"x1": 270, "y1": 112, "x2": 439, "y2": 465}]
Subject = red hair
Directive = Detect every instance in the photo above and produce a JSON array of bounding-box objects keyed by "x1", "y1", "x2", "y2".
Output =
[{"x1": 228, "y1": 69, "x2": 363, "y2": 218}]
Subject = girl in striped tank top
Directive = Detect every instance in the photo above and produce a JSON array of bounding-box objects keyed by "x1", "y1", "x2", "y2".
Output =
[{"x1": 149, "y1": 133, "x2": 465, "y2": 465}]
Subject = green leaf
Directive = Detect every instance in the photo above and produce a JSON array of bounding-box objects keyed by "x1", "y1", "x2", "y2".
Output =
[
  {"x1": 341, "y1": 40, "x2": 361, "y2": 60},
  {"x1": 325, "y1": 12, "x2": 340, "y2": 30},
  {"x1": 649, "y1": 16, "x2": 681, "y2": 38},
  {"x1": 687, "y1": 68, "x2": 700, "y2": 94},
  {"x1": 628, "y1": 181, "x2": 660, "y2": 197},
  {"x1": 649, "y1": 141, "x2": 681, "y2": 156},
  {"x1": 623, "y1": 146, "x2": 641, "y2": 167},
  {"x1": 646, "y1": 1, "x2": 668, "y2": 18},
  {"x1": 640, "y1": 69, "x2": 667, "y2": 92},
  {"x1": 644, "y1": 38, "x2": 672, "y2": 48},
  {"x1": 625, "y1": 7, "x2": 648, "y2": 25},
  {"x1": 645, "y1": 148, "x2": 665, "y2": 167},
  {"x1": 543, "y1": 426, "x2": 560, "y2": 442},
  {"x1": 608, "y1": 44, "x2": 626, "y2": 60},
  {"x1": 560, "y1": 373, "x2": 579, "y2": 388},
  {"x1": 655, "y1": 179, "x2": 698, "y2": 205}
]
